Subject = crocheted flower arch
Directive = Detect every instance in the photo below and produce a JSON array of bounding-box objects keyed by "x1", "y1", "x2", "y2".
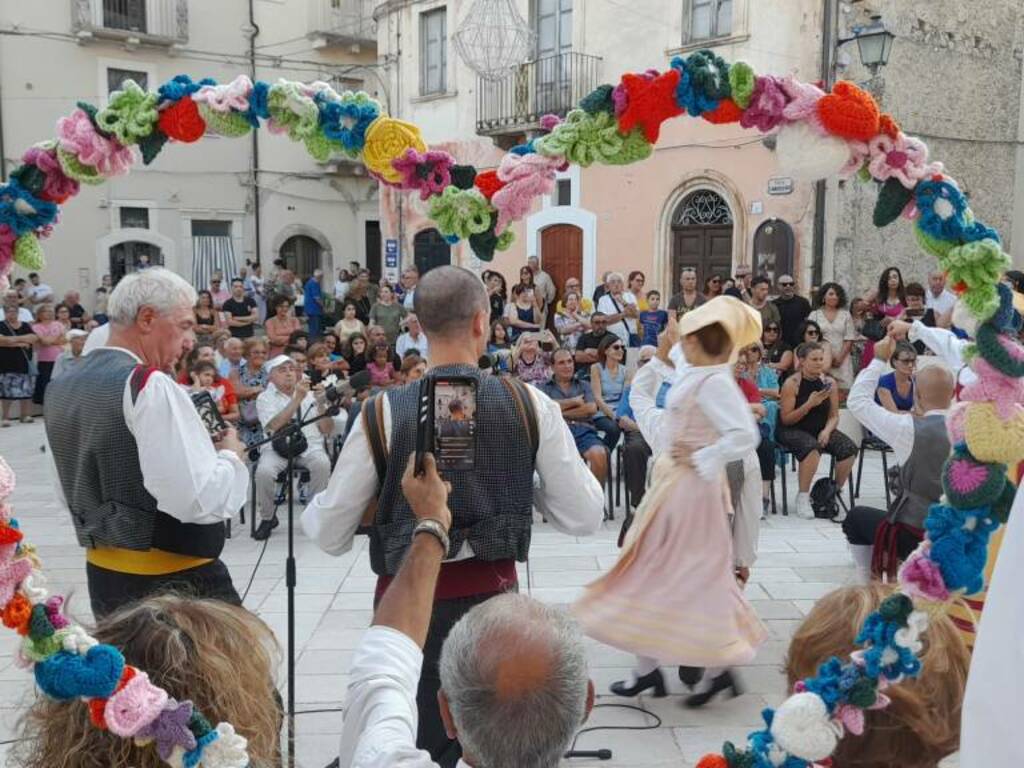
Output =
[{"x1": 0, "y1": 53, "x2": 1019, "y2": 768}]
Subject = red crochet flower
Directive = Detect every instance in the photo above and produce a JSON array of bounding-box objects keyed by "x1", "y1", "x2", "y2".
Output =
[
  {"x1": 474, "y1": 170, "x2": 506, "y2": 201},
  {"x1": 817, "y1": 81, "x2": 880, "y2": 141},
  {"x1": 702, "y1": 98, "x2": 743, "y2": 124},
  {"x1": 158, "y1": 98, "x2": 206, "y2": 143},
  {"x1": 616, "y1": 69, "x2": 683, "y2": 144}
]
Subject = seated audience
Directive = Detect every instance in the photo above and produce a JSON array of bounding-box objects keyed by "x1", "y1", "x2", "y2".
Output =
[
  {"x1": 345, "y1": 332, "x2": 369, "y2": 376},
  {"x1": 396, "y1": 312, "x2": 430, "y2": 360},
  {"x1": 487, "y1": 320, "x2": 512, "y2": 372},
  {"x1": 762, "y1": 321, "x2": 793, "y2": 378},
  {"x1": 232, "y1": 338, "x2": 269, "y2": 448},
  {"x1": 786, "y1": 584, "x2": 968, "y2": 768},
  {"x1": 15, "y1": 594, "x2": 282, "y2": 768},
  {"x1": 401, "y1": 354, "x2": 427, "y2": 382},
  {"x1": 218, "y1": 337, "x2": 245, "y2": 379},
  {"x1": 188, "y1": 359, "x2": 240, "y2": 423},
  {"x1": 875, "y1": 340, "x2": 916, "y2": 413},
  {"x1": 903, "y1": 282, "x2": 938, "y2": 353},
  {"x1": 366, "y1": 325, "x2": 403, "y2": 369},
  {"x1": 306, "y1": 342, "x2": 337, "y2": 386},
  {"x1": 366, "y1": 343, "x2": 398, "y2": 388},
  {"x1": 512, "y1": 330, "x2": 556, "y2": 386},
  {"x1": 505, "y1": 283, "x2": 543, "y2": 342},
  {"x1": 734, "y1": 348, "x2": 776, "y2": 514},
  {"x1": 62, "y1": 290, "x2": 91, "y2": 331},
  {"x1": 793, "y1": 320, "x2": 832, "y2": 373},
  {"x1": 284, "y1": 345, "x2": 307, "y2": 369},
  {"x1": 338, "y1": 454, "x2": 594, "y2": 768},
  {"x1": 555, "y1": 291, "x2": 590, "y2": 350},
  {"x1": 845, "y1": 335, "x2": 953, "y2": 581},
  {"x1": 745, "y1": 342, "x2": 780, "y2": 435},
  {"x1": 777, "y1": 342, "x2": 858, "y2": 520},
  {"x1": 573, "y1": 312, "x2": 616, "y2": 380},
  {"x1": 253, "y1": 355, "x2": 333, "y2": 540},
  {"x1": 335, "y1": 300, "x2": 367, "y2": 343},
  {"x1": 538, "y1": 348, "x2": 608, "y2": 484},
  {"x1": 590, "y1": 335, "x2": 630, "y2": 451}
]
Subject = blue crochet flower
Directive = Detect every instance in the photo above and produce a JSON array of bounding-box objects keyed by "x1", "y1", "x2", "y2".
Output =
[
  {"x1": 158, "y1": 75, "x2": 217, "y2": 104},
  {"x1": 510, "y1": 140, "x2": 537, "y2": 156},
  {"x1": 317, "y1": 92, "x2": 380, "y2": 153},
  {"x1": 182, "y1": 728, "x2": 219, "y2": 768},
  {"x1": 0, "y1": 179, "x2": 59, "y2": 236},
  {"x1": 915, "y1": 176, "x2": 970, "y2": 242},
  {"x1": 670, "y1": 56, "x2": 720, "y2": 116},
  {"x1": 926, "y1": 504, "x2": 998, "y2": 594},
  {"x1": 245, "y1": 80, "x2": 272, "y2": 126},
  {"x1": 862, "y1": 641, "x2": 921, "y2": 681}
]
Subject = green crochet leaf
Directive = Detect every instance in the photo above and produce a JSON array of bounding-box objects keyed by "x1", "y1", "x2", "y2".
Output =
[
  {"x1": 914, "y1": 224, "x2": 956, "y2": 260},
  {"x1": 846, "y1": 677, "x2": 879, "y2": 708},
  {"x1": 10, "y1": 164, "x2": 47, "y2": 197},
  {"x1": 873, "y1": 177, "x2": 916, "y2": 228},
  {"x1": 428, "y1": 187, "x2": 493, "y2": 241},
  {"x1": 138, "y1": 129, "x2": 170, "y2": 166},
  {"x1": 197, "y1": 104, "x2": 252, "y2": 138},
  {"x1": 96, "y1": 80, "x2": 160, "y2": 145},
  {"x1": 603, "y1": 126, "x2": 654, "y2": 166},
  {"x1": 13, "y1": 234, "x2": 44, "y2": 271},
  {"x1": 28, "y1": 604, "x2": 55, "y2": 641},
  {"x1": 303, "y1": 131, "x2": 346, "y2": 163},
  {"x1": 579, "y1": 84, "x2": 615, "y2": 116},
  {"x1": 56, "y1": 147, "x2": 104, "y2": 185},
  {"x1": 727, "y1": 61, "x2": 756, "y2": 109},
  {"x1": 267, "y1": 81, "x2": 320, "y2": 141}
]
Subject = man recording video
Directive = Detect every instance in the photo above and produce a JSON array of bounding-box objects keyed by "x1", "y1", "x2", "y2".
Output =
[{"x1": 303, "y1": 265, "x2": 605, "y2": 767}]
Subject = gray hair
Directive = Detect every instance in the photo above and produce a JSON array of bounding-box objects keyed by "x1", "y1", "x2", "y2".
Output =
[
  {"x1": 414, "y1": 265, "x2": 488, "y2": 339},
  {"x1": 107, "y1": 267, "x2": 197, "y2": 325},
  {"x1": 439, "y1": 594, "x2": 588, "y2": 768},
  {"x1": 607, "y1": 272, "x2": 624, "y2": 284}
]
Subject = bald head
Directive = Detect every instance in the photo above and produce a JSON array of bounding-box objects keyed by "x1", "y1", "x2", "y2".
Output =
[
  {"x1": 916, "y1": 365, "x2": 955, "y2": 412},
  {"x1": 414, "y1": 266, "x2": 489, "y2": 339}
]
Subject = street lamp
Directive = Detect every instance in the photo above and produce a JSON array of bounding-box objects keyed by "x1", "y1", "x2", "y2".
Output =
[{"x1": 839, "y1": 15, "x2": 895, "y2": 76}]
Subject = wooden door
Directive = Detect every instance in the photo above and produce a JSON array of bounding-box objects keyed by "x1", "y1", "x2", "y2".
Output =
[
  {"x1": 671, "y1": 224, "x2": 733, "y2": 287},
  {"x1": 540, "y1": 224, "x2": 583, "y2": 306}
]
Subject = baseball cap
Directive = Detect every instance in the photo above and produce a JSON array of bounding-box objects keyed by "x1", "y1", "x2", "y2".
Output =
[{"x1": 265, "y1": 354, "x2": 297, "y2": 374}]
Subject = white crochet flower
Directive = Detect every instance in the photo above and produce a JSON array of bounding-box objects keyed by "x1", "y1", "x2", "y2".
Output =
[
  {"x1": 198, "y1": 723, "x2": 249, "y2": 768},
  {"x1": 770, "y1": 692, "x2": 841, "y2": 762},
  {"x1": 894, "y1": 610, "x2": 929, "y2": 653},
  {"x1": 61, "y1": 625, "x2": 99, "y2": 654}
]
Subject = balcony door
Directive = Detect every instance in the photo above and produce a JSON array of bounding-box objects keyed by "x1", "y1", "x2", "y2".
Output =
[{"x1": 534, "y1": 0, "x2": 572, "y2": 114}]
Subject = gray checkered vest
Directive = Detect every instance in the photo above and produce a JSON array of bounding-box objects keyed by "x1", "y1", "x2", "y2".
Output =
[
  {"x1": 890, "y1": 414, "x2": 949, "y2": 529},
  {"x1": 44, "y1": 349, "x2": 226, "y2": 558},
  {"x1": 370, "y1": 365, "x2": 535, "y2": 575}
]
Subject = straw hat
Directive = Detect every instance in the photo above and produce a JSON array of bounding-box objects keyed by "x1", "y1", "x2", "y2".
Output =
[{"x1": 676, "y1": 295, "x2": 763, "y2": 361}]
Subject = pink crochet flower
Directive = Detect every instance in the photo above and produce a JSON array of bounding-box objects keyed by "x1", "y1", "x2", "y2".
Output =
[
  {"x1": 780, "y1": 76, "x2": 827, "y2": 134},
  {"x1": 739, "y1": 75, "x2": 788, "y2": 132},
  {"x1": 898, "y1": 547, "x2": 950, "y2": 602},
  {"x1": 104, "y1": 671, "x2": 169, "y2": 737},
  {"x1": 56, "y1": 109, "x2": 134, "y2": 178},
  {"x1": 866, "y1": 132, "x2": 931, "y2": 189},
  {"x1": 962, "y1": 357, "x2": 1024, "y2": 419},
  {"x1": 193, "y1": 75, "x2": 253, "y2": 113},
  {"x1": 492, "y1": 153, "x2": 562, "y2": 233},
  {"x1": 612, "y1": 69, "x2": 659, "y2": 116},
  {"x1": 539, "y1": 114, "x2": 563, "y2": 132},
  {"x1": 391, "y1": 148, "x2": 455, "y2": 201},
  {"x1": 0, "y1": 225, "x2": 14, "y2": 275},
  {"x1": 839, "y1": 140, "x2": 870, "y2": 178},
  {"x1": 21, "y1": 145, "x2": 80, "y2": 203}
]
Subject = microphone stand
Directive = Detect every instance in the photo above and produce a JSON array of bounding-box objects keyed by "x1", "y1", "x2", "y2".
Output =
[{"x1": 248, "y1": 400, "x2": 341, "y2": 768}]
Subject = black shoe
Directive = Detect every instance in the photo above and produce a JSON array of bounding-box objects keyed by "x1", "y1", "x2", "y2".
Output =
[
  {"x1": 609, "y1": 669, "x2": 667, "y2": 698},
  {"x1": 677, "y1": 665, "x2": 705, "y2": 690},
  {"x1": 253, "y1": 517, "x2": 279, "y2": 541},
  {"x1": 684, "y1": 670, "x2": 741, "y2": 708}
]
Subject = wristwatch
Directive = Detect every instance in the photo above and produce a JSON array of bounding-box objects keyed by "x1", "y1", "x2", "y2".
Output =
[{"x1": 413, "y1": 518, "x2": 450, "y2": 555}]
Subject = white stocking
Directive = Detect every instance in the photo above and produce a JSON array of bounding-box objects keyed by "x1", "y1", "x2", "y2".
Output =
[
  {"x1": 849, "y1": 544, "x2": 874, "y2": 584},
  {"x1": 633, "y1": 655, "x2": 659, "y2": 679}
]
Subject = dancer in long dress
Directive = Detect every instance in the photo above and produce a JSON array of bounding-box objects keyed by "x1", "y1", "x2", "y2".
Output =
[{"x1": 573, "y1": 297, "x2": 768, "y2": 706}]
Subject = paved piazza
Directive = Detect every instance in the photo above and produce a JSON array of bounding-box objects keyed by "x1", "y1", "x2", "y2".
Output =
[{"x1": 0, "y1": 421, "x2": 913, "y2": 767}]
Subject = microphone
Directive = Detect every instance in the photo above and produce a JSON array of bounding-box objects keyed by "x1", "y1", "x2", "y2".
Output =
[
  {"x1": 478, "y1": 353, "x2": 498, "y2": 373},
  {"x1": 564, "y1": 749, "x2": 612, "y2": 760}
]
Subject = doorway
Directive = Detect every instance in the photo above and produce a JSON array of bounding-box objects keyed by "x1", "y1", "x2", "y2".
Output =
[
  {"x1": 670, "y1": 189, "x2": 734, "y2": 288},
  {"x1": 279, "y1": 235, "x2": 322, "y2": 280},
  {"x1": 365, "y1": 221, "x2": 382, "y2": 281},
  {"x1": 539, "y1": 223, "x2": 582, "y2": 306},
  {"x1": 413, "y1": 228, "x2": 451, "y2": 276},
  {"x1": 109, "y1": 241, "x2": 163, "y2": 285}
]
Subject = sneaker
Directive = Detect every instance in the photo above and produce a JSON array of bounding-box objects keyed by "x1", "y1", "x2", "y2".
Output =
[{"x1": 795, "y1": 492, "x2": 814, "y2": 520}]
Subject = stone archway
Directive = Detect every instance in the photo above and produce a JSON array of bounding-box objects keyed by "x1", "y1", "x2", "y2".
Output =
[{"x1": 95, "y1": 228, "x2": 176, "y2": 285}]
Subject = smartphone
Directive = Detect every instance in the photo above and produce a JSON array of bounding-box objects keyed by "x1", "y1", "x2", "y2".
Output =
[
  {"x1": 191, "y1": 391, "x2": 228, "y2": 436},
  {"x1": 415, "y1": 376, "x2": 478, "y2": 475}
]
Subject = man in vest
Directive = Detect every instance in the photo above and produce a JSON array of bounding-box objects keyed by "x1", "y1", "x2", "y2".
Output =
[
  {"x1": 45, "y1": 268, "x2": 248, "y2": 619},
  {"x1": 843, "y1": 333, "x2": 955, "y2": 583},
  {"x1": 303, "y1": 265, "x2": 605, "y2": 768}
]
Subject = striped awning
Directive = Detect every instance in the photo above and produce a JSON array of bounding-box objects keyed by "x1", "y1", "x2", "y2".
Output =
[{"x1": 192, "y1": 236, "x2": 237, "y2": 290}]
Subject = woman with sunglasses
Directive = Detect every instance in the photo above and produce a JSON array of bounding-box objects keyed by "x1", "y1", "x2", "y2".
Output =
[
  {"x1": 793, "y1": 320, "x2": 831, "y2": 374},
  {"x1": 875, "y1": 341, "x2": 917, "y2": 414},
  {"x1": 703, "y1": 274, "x2": 724, "y2": 300},
  {"x1": 590, "y1": 335, "x2": 631, "y2": 452},
  {"x1": 762, "y1": 322, "x2": 793, "y2": 378}
]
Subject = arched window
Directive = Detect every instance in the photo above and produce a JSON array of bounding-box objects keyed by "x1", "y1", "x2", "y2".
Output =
[
  {"x1": 109, "y1": 242, "x2": 163, "y2": 285},
  {"x1": 413, "y1": 228, "x2": 452, "y2": 276},
  {"x1": 752, "y1": 218, "x2": 795, "y2": 284},
  {"x1": 672, "y1": 189, "x2": 733, "y2": 227},
  {"x1": 279, "y1": 235, "x2": 322, "y2": 279}
]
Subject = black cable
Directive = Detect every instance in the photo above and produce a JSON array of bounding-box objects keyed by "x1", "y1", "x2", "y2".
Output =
[
  {"x1": 241, "y1": 535, "x2": 271, "y2": 602},
  {"x1": 294, "y1": 706, "x2": 345, "y2": 716},
  {"x1": 568, "y1": 702, "x2": 663, "y2": 753}
]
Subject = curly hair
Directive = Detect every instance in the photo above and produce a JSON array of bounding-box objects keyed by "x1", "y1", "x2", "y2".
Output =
[
  {"x1": 816, "y1": 281, "x2": 848, "y2": 309},
  {"x1": 13, "y1": 595, "x2": 281, "y2": 768}
]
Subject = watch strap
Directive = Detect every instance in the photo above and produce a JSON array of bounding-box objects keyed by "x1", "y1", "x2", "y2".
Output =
[{"x1": 413, "y1": 518, "x2": 450, "y2": 555}]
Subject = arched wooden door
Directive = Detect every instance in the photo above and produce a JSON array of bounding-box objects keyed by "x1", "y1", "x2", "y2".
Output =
[
  {"x1": 540, "y1": 224, "x2": 583, "y2": 310},
  {"x1": 670, "y1": 189, "x2": 734, "y2": 288}
]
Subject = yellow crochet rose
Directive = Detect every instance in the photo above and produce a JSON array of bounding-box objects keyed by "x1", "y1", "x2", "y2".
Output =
[{"x1": 362, "y1": 117, "x2": 427, "y2": 184}]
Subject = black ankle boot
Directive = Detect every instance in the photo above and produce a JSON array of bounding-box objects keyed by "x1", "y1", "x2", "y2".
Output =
[
  {"x1": 610, "y1": 669, "x2": 667, "y2": 698},
  {"x1": 677, "y1": 665, "x2": 704, "y2": 690},
  {"x1": 684, "y1": 670, "x2": 741, "y2": 708}
]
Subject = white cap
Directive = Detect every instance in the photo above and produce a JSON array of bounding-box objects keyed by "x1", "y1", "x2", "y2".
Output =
[
  {"x1": 265, "y1": 354, "x2": 298, "y2": 374},
  {"x1": 67, "y1": 329, "x2": 89, "y2": 339}
]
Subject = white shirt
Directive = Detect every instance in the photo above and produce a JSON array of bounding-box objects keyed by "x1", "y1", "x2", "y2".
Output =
[
  {"x1": 339, "y1": 625, "x2": 470, "y2": 768},
  {"x1": 395, "y1": 332, "x2": 429, "y2": 360},
  {"x1": 402, "y1": 288, "x2": 416, "y2": 311},
  {"x1": 83, "y1": 322, "x2": 111, "y2": 355},
  {"x1": 335, "y1": 280, "x2": 350, "y2": 301},
  {"x1": 961, "y1": 483, "x2": 1024, "y2": 767},
  {"x1": 596, "y1": 291, "x2": 638, "y2": 343},
  {"x1": 48, "y1": 348, "x2": 248, "y2": 526},
  {"x1": 908, "y1": 320, "x2": 976, "y2": 388},
  {"x1": 847, "y1": 359, "x2": 945, "y2": 465},
  {"x1": 28, "y1": 283, "x2": 53, "y2": 303},
  {"x1": 256, "y1": 384, "x2": 328, "y2": 453},
  {"x1": 16, "y1": 308, "x2": 33, "y2": 324},
  {"x1": 302, "y1": 383, "x2": 605, "y2": 557},
  {"x1": 925, "y1": 288, "x2": 957, "y2": 317}
]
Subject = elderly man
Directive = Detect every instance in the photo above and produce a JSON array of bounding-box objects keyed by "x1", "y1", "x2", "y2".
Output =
[
  {"x1": 305, "y1": 265, "x2": 603, "y2": 766},
  {"x1": 396, "y1": 313, "x2": 430, "y2": 360},
  {"x1": 44, "y1": 268, "x2": 248, "y2": 618},
  {"x1": 339, "y1": 453, "x2": 594, "y2": 768},
  {"x1": 401, "y1": 267, "x2": 420, "y2": 311},
  {"x1": 926, "y1": 270, "x2": 957, "y2": 320},
  {"x1": 556, "y1": 276, "x2": 594, "y2": 314},
  {"x1": 253, "y1": 355, "x2": 333, "y2": 540},
  {"x1": 63, "y1": 290, "x2": 91, "y2": 330},
  {"x1": 595, "y1": 272, "x2": 639, "y2": 346},
  {"x1": 218, "y1": 336, "x2": 245, "y2": 379},
  {"x1": 52, "y1": 329, "x2": 89, "y2": 380},
  {"x1": 538, "y1": 349, "x2": 608, "y2": 484}
]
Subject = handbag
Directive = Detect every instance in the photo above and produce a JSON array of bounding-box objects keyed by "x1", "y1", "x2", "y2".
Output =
[{"x1": 861, "y1": 317, "x2": 886, "y2": 342}]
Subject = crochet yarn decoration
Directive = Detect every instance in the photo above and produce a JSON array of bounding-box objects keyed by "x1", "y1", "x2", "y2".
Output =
[
  {"x1": 3, "y1": 56, "x2": 1020, "y2": 768},
  {"x1": 0, "y1": 456, "x2": 250, "y2": 767}
]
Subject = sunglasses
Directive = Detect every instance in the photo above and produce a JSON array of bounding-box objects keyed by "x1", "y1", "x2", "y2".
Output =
[
  {"x1": 610, "y1": 344, "x2": 624, "y2": 351},
  {"x1": 765, "y1": 326, "x2": 779, "y2": 332},
  {"x1": 779, "y1": 281, "x2": 794, "y2": 287},
  {"x1": 896, "y1": 357, "x2": 917, "y2": 365},
  {"x1": 806, "y1": 330, "x2": 820, "y2": 336}
]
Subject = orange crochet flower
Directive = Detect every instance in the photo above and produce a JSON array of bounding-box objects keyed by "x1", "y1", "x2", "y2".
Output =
[
  {"x1": 702, "y1": 98, "x2": 743, "y2": 125},
  {"x1": 878, "y1": 113, "x2": 901, "y2": 139},
  {"x1": 474, "y1": 169, "x2": 505, "y2": 201},
  {"x1": 817, "y1": 81, "x2": 880, "y2": 141},
  {"x1": 696, "y1": 755, "x2": 729, "y2": 768},
  {"x1": 2, "y1": 593, "x2": 31, "y2": 634}
]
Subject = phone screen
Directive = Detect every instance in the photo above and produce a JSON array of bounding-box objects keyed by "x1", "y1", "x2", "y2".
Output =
[
  {"x1": 433, "y1": 378, "x2": 477, "y2": 472},
  {"x1": 191, "y1": 391, "x2": 227, "y2": 436}
]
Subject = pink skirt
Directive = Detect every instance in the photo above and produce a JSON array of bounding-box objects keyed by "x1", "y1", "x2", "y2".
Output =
[{"x1": 573, "y1": 455, "x2": 767, "y2": 667}]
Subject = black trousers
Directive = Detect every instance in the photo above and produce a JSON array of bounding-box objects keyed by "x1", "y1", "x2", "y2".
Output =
[
  {"x1": 756, "y1": 437, "x2": 776, "y2": 482},
  {"x1": 622, "y1": 429, "x2": 652, "y2": 507},
  {"x1": 841, "y1": 506, "x2": 920, "y2": 559},
  {"x1": 86, "y1": 558, "x2": 241, "y2": 620}
]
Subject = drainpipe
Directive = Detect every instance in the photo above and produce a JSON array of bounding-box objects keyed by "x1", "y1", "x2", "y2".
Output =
[
  {"x1": 248, "y1": 0, "x2": 262, "y2": 267},
  {"x1": 811, "y1": 0, "x2": 837, "y2": 291},
  {"x1": 0, "y1": 34, "x2": 6, "y2": 182}
]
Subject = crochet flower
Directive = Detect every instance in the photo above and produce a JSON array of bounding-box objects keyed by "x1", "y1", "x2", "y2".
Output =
[
  {"x1": 915, "y1": 175, "x2": 970, "y2": 242},
  {"x1": 56, "y1": 108, "x2": 135, "y2": 180},
  {"x1": 534, "y1": 109, "x2": 624, "y2": 167},
  {"x1": 200, "y1": 723, "x2": 249, "y2": 768},
  {"x1": 245, "y1": 80, "x2": 272, "y2": 126},
  {"x1": 266, "y1": 80, "x2": 320, "y2": 140},
  {"x1": 96, "y1": 80, "x2": 160, "y2": 145},
  {"x1": 193, "y1": 75, "x2": 253, "y2": 113},
  {"x1": 865, "y1": 132, "x2": 931, "y2": 189},
  {"x1": 780, "y1": 76, "x2": 827, "y2": 133},
  {"x1": 363, "y1": 117, "x2": 427, "y2": 185},
  {"x1": 0, "y1": 224, "x2": 14, "y2": 274},
  {"x1": 391, "y1": 148, "x2": 455, "y2": 200},
  {"x1": 158, "y1": 75, "x2": 217, "y2": 104},
  {"x1": 318, "y1": 90, "x2": 381, "y2": 155},
  {"x1": 611, "y1": 69, "x2": 658, "y2": 117},
  {"x1": 0, "y1": 181, "x2": 59, "y2": 236},
  {"x1": 839, "y1": 140, "x2": 870, "y2": 178},
  {"x1": 427, "y1": 187, "x2": 494, "y2": 241},
  {"x1": 492, "y1": 153, "x2": 562, "y2": 233},
  {"x1": 897, "y1": 545, "x2": 950, "y2": 602},
  {"x1": 670, "y1": 57, "x2": 718, "y2": 116},
  {"x1": 728, "y1": 61, "x2": 757, "y2": 108},
  {"x1": 739, "y1": 75, "x2": 788, "y2": 132},
  {"x1": 20, "y1": 144, "x2": 80, "y2": 203}
]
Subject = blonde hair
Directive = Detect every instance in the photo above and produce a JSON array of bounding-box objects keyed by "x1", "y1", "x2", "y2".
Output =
[
  {"x1": 14, "y1": 595, "x2": 281, "y2": 768},
  {"x1": 785, "y1": 584, "x2": 968, "y2": 768}
]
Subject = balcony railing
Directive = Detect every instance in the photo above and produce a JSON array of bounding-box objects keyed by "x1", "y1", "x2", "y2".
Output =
[
  {"x1": 476, "y1": 52, "x2": 603, "y2": 137},
  {"x1": 71, "y1": 0, "x2": 188, "y2": 45},
  {"x1": 307, "y1": 0, "x2": 377, "y2": 49}
]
